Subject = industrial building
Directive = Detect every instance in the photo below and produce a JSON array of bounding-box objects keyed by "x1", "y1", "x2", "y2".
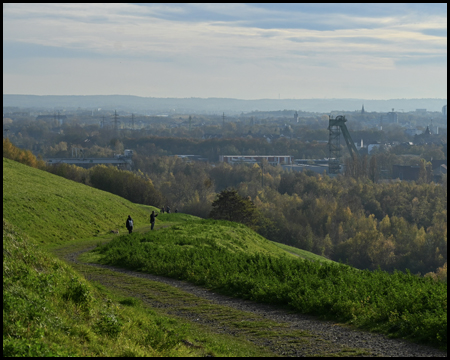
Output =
[
  {"x1": 219, "y1": 155, "x2": 293, "y2": 166},
  {"x1": 45, "y1": 150, "x2": 133, "y2": 170}
]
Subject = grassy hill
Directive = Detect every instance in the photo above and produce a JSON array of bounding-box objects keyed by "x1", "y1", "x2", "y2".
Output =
[
  {"x1": 4, "y1": 219, "x2": 279, "y2": 357},
  {"x1": 3, "y1": 158, "x2": 159, "y2": 245},
  {"x1": 3, "y1": 158, "x2": 331, "y2": 356},
  {"x1": 2, "y1": 159, "x2": 282, "y2": 356},
  {"x1": 3, "y1": 158, "x2": 447, "y2": 353},
  {"x1": 94, "y1": 222, "x2": 447, "y2": 350}
]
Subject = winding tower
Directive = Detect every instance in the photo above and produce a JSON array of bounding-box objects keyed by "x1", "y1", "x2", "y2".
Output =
[{"x1": 328, "y1": 115, "x2": 358, "y2": 174}]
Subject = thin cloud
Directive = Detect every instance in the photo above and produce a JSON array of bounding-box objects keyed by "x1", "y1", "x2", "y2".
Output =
[{"x1": 2, "y1": 3, "x2": 447, "y2": 99}]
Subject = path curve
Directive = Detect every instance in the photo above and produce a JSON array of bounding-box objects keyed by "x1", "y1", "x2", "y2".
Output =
[{"x1": 65, "y1": 245, "x2": 446, "y2": 357}]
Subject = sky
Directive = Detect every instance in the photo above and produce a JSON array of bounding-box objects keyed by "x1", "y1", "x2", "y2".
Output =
[{"x1": 3, "y1": 3, "x2": 447, "y2": 100}]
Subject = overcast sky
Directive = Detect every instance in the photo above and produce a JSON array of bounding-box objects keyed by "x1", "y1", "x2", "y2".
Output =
[{"x1": 3, "y1": 3, "x2": 447, "y2": 100}]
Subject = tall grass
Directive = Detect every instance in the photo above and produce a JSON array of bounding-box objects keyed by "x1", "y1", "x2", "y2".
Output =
[{"x1": 96, "y1": 220, "x2": 447, "y2": 350}]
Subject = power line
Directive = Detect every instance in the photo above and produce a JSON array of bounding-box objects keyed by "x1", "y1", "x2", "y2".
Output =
[{"x1": 112, "y1": 110, "x2": 119, "y2": 132}]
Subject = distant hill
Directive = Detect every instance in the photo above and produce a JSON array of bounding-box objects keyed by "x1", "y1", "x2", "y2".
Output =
[{"x1": 3, "y1": 94, "x2": 447, "y2": 114}]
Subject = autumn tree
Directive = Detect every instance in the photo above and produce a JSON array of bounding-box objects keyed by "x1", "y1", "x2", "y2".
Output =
[{"x1": 3, "y1": 138, "x2": 46, "y2": 169}]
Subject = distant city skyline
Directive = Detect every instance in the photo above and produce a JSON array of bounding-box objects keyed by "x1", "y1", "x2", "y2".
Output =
[{"x1": 3, "y1": 3, "x2": 447, "y2": 100}]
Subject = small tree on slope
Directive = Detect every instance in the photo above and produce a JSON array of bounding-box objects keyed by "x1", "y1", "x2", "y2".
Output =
[{"x1": 209, "y1": 189, "x2": 259, "y2": 230}]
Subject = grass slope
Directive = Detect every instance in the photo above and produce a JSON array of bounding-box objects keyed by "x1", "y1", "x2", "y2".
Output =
[
  {"x1": 4, "y1": 219, "x2": 275, "y2": 357},
  {"x1": 84, "y1": 218, "x2": 335, "y2": 269},
  {"x1": 272, "y1": 241, "x2": 336, "y2": 263},
  {"x1": 95, "y1": 220, "x2": 447, "y2": 350},
  {"x1": 3, "y1": 158, "x2": 159, "y2": 245},
  {"x1": 2, "y1": 160, "x2": 279, "y2": 356}
]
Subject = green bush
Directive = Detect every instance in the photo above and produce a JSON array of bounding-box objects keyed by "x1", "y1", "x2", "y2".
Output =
[
  {"x1": 63, "y1": 277, "x2": 93, "y2": 309},
  {"x1": 94, "y1": 310, "x2": 123, "y2": 338}
]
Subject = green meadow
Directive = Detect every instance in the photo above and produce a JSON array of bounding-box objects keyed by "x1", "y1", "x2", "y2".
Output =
[{"x1": 3, "y1": 157, "x2": 447, "y2": 354}]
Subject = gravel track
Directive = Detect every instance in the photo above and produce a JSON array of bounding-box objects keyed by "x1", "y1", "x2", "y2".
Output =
[{"x1": 64, "y1": 246, "x2": 446, "y2": 357}]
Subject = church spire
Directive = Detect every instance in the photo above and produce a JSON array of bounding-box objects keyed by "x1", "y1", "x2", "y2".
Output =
[{"x1": 361, "y1": 104, "x2": 365, "y2": 114}]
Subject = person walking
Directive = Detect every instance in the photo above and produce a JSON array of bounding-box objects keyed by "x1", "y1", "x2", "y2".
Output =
[
  {"x1": 126, "y1": 215, "x2": 134, "y2": 234},
  {"x1": 150, "y1": 210, "x2": 158, "y2": 230}
]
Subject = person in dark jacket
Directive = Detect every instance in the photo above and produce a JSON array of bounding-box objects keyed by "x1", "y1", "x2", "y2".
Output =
[
  {"x1": 126, "y1": 215, "x2": 133, "y2": 234},
  {"x1": 150, "y1": 211, "x2": 158, "y2": 230}
]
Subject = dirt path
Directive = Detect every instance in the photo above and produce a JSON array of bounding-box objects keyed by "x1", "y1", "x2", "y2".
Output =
[{"x1": 59, "y1": 244, "x2": 446, "y2": 357}]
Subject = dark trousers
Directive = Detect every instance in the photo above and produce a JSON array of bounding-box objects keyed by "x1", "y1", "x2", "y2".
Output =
[
  {"x1": 128, "y1": 228, "x2": 132, "y2": 234},
  {"x1": 151, "y1": 222, "x2": 155, "y2": 230}
]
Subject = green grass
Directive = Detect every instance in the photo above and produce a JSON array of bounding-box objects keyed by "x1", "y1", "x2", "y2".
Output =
[
  {"x1": 3, "y1": 158, "x2": 282, "y2": 356},
  {"x1": 3, "y1": 219, "x2": 171, "y2": 356},
  {"x1": 62, "y1": 245, "x2": 372, "y2": 357},
  {"x1": 3, "y1": 218, "x2": 281, "y2": 357},
  {"x1": 272, "y1": 241, "x2": 336, "y2": 263},
  {"x1": 3, "y1": 158, "x2": 161, "y2": 245},
  {"x1": 94, "y1": 220, "x2": 447, "y2": 351}
]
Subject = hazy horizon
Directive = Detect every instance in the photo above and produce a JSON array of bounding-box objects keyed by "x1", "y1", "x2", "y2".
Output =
[{"x1": 3, "y1": 94, "x2": 446, "y2": 113}]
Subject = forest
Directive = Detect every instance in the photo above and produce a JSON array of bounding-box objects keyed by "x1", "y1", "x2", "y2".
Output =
[{"x1": 3, "y1": 138, "x2": 447, "y2": 280}]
